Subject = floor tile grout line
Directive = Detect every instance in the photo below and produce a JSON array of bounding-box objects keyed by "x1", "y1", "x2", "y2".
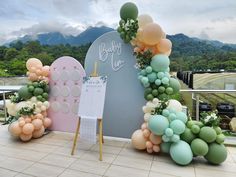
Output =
[{"x1": 147, "y1": 155, "x2": 154, "y2": 177}]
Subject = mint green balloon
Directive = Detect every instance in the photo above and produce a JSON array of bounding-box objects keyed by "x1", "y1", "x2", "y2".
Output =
[
  {"x1": 161, "y1": 142, "x2": 171, "y2": 153},
  {"x1": 170, "y1": 140, "x2": 193, "y2": 165},
  {"x1": 162, "y1": 77, "x2": 169, "y2": 85},
  {"x1": 145, "y1": 66, "x2": 152, "y2": 73},
  {"x1": 155, "y1": 79, "x2": 162, "y2": 86},
  {"x1": 214, "y1": 126, "x2": 222, "y2": 135},
  {"x1": 140, "y1": 69, "x2": 147, "y2": 76},
  {"x1": 171, "y1": 134, "x2": 180, "y2": 142},
  {"x1": 168, "y1": 113, "x2": 177, "y2": 121},
  {"x1": 170, "y1": 120, "x2": 185, "y2": 135},
  {"x1": 141, "y1": 77, "x2": 149, "y2": 85},
  {"x1": 204, "y1": 143, "x2": 227, "y2": 164},
  {"x1": 199, "y1": 127, "x2": 217, "y2": 143},
  {"x1": 180, "y1": 128, "x2": 196, "y2": 144},
  {"x1": 165, "y1": 128, "x2": 174, "y2": 137},
  {"x1": 148, "y1": 115, "x2": 169, "y2": 135},
  {"x1": 175, "y1": 112, "x2": 187, "y2": 123},
  {"x1": 162, "y1": 135, "x2": 170, "y2": 142},
  {"x1": 169, "y1": 78, "x2": 180, "y2": 93},
  {"x1": 147, "y1": 72, "x2": 157, "y2": 83},
  {"x1": 151, "y1": 54, "x2": 170, "y2": 72},
  {"x1": 120, "y1": 2, "x2": 138, "y2": 20},
  {"x1": 191, "y1": 138, "x2": 208, "y2": 156},
  {"x1": 157, "y1": 72, "x2": 165, "y2": 79},
  {"x1": 162, "y1": 109, "x2": 170, "y2": 117}
]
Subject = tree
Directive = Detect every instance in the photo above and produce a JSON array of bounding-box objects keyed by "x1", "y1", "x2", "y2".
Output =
[{"x1": 4, "y1": 48, "x2": 19, "y2": 60}]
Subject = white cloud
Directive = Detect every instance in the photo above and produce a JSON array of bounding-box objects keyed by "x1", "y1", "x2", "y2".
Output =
[{"x1": 0, "y1": 0, "x2": 235, "y2": 44}]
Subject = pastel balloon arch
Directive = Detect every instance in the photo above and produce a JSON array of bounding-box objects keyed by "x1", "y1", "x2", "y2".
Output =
[{"x1": 117, "y1": 2, "x2": 227, "y2": 166}]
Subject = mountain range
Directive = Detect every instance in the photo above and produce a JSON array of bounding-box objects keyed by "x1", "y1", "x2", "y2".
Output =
[{"x1": 9, "y1": 26, "x2": 236, "y2": 52}]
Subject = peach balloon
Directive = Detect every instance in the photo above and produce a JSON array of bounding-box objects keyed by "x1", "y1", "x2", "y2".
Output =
[
  {"x1": 32, "y1": 119, "x2": 43, "y2": 130},
  {"x1": 36, "y1": 69, "x2": 42, "y2": 76},
  {"x1": 22, "y1": 123, "x2": 34, "y2": 135},
  {"x1": 32, "y1": 126, "x2": 45, "y2": 138},
  {"x1": 43, "y1": 118, "x2": 52, "y2": 128},
  {"x1": 9, "y1": 122, "x2": 22, "y2": 136},
  {"x1": 147, "y1": 148, "x2": 153, "y2": 154},
  {"x1": 143, "y1": 129, "x2": 151, "y2": 138},
  {"x1": 143, "y1": 23, "x2": 163, "y2": 45},
  {"x1": 20, "y1": 133, "x2": 32, "y2": 141},
  {"x1": 138, "y1": 14, "x2": 153, "y2": 28},
  {"x1": 25, "y1": 118, "x2": 32, "y2": 123},
  {"x1": 18, "y1": 117, "x2": 24, "y2": 121},
  {"x1": 19, "y1": 120, "x2": 26, "y2": 127},
  {"x1": 26, "y1": 58, "x2": 42, "y2": 71},
  {"x1": 146, "y1": 141, "x2": 153, "y2": 149},
  {"x1": 162, "y1": 32, "x2": 166, "y2": 39},
  {"x1": 41, "y1": 111, "x2": 47, "y2": 117},
  {"x1": 131, "y1": 129, "x2": 147, "y2": 150},
  {"x1": 29, "y1": 66, "x2": 36, "y2": 72},
  {"x1": 40, "y1": 105, "x2": 47, "y2": 111},
  {"x1": 149, "y1": 133, "x2": 162, "y2": 145},
  {"x1": 136, "y1": 28, "x2": 144, "y2": 42},
  {"x1": 165, "y1": 49, "x2": 172, "y2": 56},
  {"x1": 157, "y1": 39, "x2": 172, "y2": 53},
  {"x1": 28, "y1": 72, "x2": 38, "y2": 81},
  {"x1": 141, "y1": 123, "x2": 147, "y2": 130},
  {"x1": 41, "y1": 66, "x2": 50, "y2": 77},
  {"x1": 153, "y1": 145, "x2": 160, "y2": 152},
  {"x1": 35, "y1": 113, "x2": 43, "y2": 119}
]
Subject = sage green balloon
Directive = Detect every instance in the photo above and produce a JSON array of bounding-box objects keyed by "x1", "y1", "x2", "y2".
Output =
[
  {"x1": 169, "y1": 78, "x2": 180, "y2": 93},
  {"x1": 160, "y1": 142, "x2": 171, "y2": 153},
  {"x1": 18, "y1": 86, "x2": 32, "y2": 100},
  {"x1": 180, "y1": 128, "x2": 196, "y2": 144},
  {"x1": 170, "y1": 140, "x2": 193, "y2": 165},
  {"x1": 216, "y1": 134, "x2": 225, "y2": 144},
  {"x1": 191, "y1": 138, "x2": 209, "y2": 156},
  {"x1": 199, "y1": 127, "x2": 217, "y2": 143},
  {"x1": 214, "y1": 126, "x2": 222, "y2": 135},
  {"x1": 148, "y1": 115, "x2": 169, "y2": 135},
  {"x1": 191, "y1": 125, "x2": 200, "y2": 134},
  {"x1": 120, "y1": 2, "x2": 138, "y2": 20},
  {"x1": 204, "y1": 143, "x2": 227, "y2": 164}
]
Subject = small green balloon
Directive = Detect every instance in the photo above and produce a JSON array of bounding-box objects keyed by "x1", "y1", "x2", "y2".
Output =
[
  {"x1": 162, "y1": 77, "x2": 169, "y2": 85},
  {"x1": 120, "y1": 32, "x2": 125, "y2": 39},
  {"x1": 147, "y1": 72, "x2": 157, "y2": 83},
  {"x1": 28, "y1": 85, "x2": 34, "y2": 92},
  {"x1": 141, "y1": 77, "x2": 149, "y2": 85},
  {"x1": 155, "y1": 79, "x2": 162, "y2": 86},
  {"x1": 157, "y1": 72, "x2": 165, "y2": 79},
  {"x1": 216, "y1": 134, "x2": 225, "y2": 144},
  {"x1": 146, "y1": 94, "x2": 154, "y2": 101},
  {"x1": 180, "y1": 128, "x2": 196, "y2": 144},
  {"x1": 162, "y1": 134, "x2": 170, "y2": 142},
  {"x1": 120, "y1": 2, "x2": 138, "y2": 20},
  {"x1": 165, "y1": 128, "x2": 174, "y2": 137},
  {"x1": 162, "y1": 109, "x2": 170, "y2": 117},
  {"x1": 165, "y1": 87, "x2": 173, "y2": 95},
  {"x1": 18, "y1": 86, "x2": 33, "y2": 100},
  {"x1": 140, "y1": 69, "x2": 147, "y2": 76},
  {"x1": 117, "y1": 26, "x2": 122, "y2": 33},
  {"x1": 191, "y1": 125, "x2": 200, "y2": 134},
  {"x1": 158, "y1": 93, "x2": 168, "y2": 100},
  {"x1": 214, "y1": 126, "x2": 222, "y2": 135},
  {"x1": 145, "y1": 66, "x2": 152, "y2": 73},
  {"x1": 204, "y1": 143, "x2": 227, "y2": 164},
  {"x1": 199, "y1": 127, "x2": 217, "y2": 143},
  {"x1": 171, "y1": 134, "x2": 180, "y2": 142},
  {"x1": 186, "y1": 121, "x2": 195, "y2": 129},
  {"x1": 191, "y1": 138, "x2": 209, "y2": 156},
  {"x1": 169, "y1": 78, "x2": 181, "y2": 93},
  {"x1": 158, "y1": 86, "x2": 165, "y2": 93},
  {"x1": 168, "y1": 113, "x2": 177, "y2": 121},
  {"x1": 152, "y1": 89, "x2": 158, "y2": 96}
]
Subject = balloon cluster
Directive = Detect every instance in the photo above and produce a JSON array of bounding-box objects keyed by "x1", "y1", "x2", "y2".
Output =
[
  {"x1": 6, "y1": 58, "x2": 52, "y2": 141},
  {"x1": 26, "y1": 58, "x2": 50, "y2": 83},
  {"x1": 138, "y1": 54, "x2": 181, "y2": 100},
  {"x1": 118, "y1": 2, "x2": 227, "y2": 166}
]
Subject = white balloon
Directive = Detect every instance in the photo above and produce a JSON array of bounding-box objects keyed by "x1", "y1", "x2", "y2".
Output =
[
  {"x1": 167, "y1": 99, "x2": 182, "y2": 112},
  {"x1": 146, "y1": 102, "x2": 155, "y2": 108},
  {"x1": 152, "y1": 98, "x2": 159, "y2": 105},
  {"x1": 43, "y1": 101, "x2": 50, "y2": 108},
  {"x1": 35, "y1": 108, "x2": 41, "y2": 114},
  {"x1": 37, "y1": 101, "x2": 43, "y2": 107},
  {"x1": 31, "y1": 96, "x2": 37, "y2": 103},
  {"x1": 144, "y1": 113, "x2": 151, "y2": 122}
]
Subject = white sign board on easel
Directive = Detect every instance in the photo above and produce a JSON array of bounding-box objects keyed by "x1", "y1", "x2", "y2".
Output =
[{"x1": 78, "y1": 76, "x2": 107, "y2": 118}]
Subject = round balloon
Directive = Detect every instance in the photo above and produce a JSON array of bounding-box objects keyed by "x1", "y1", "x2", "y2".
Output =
[
  {"x1": 131, "y1": 129, "x2": 147, "y2": 150},
  {"x1": 199, "y1": 127, "x2": 217, "y2": 143},
  {"x1": 160, "y1": 142, "x2": 171, "y2": 153},
  {"x1": 167, "y1": 100, "x2": 182, "y2": 112},
  {"x1": 148, "y1": 115, "x2": 169, "y2": 135},
  {"x1": 191, "y1": 138, "x2": 209, "y2": 156},
  {"x1": 120, "y1": 2, "x2": 138, "y2": 20},
  {"x1": 151, "y1": 54, "x2": 170, "y2": 72},
  {"x1": 143, "y1": 23, "x2": 163, "y2": 45},
  {"x1": 180, "y1": 128, "x2": 196, "y2": 144},
  {"x1": 170, "y1": 140, "x2": 193, "y2": 165},
  {"x1": 169, "y1": 78, "x2": 181, "y2": 94},
  {"x1": 204, "y1": 143, "x2": 227, "y2": 164},
  {"x1": 138, "y1": 14, "x2": 153, "y2": 28},
  {"x1": 157, "y1": 39, "x2": 172, "y2": 53},
  {"x1": 170, "y1": 120, "x2": 185, "y2": 135},
  {"x1": 149, "y1": 133, "x2": 162, "y2": 145}
]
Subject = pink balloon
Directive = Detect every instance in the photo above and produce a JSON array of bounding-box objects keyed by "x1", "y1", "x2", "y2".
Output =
[
  {"x1": 153, "y1": 145, "x2": 160, "y2": 152},
  {"x1": 41, "y1": 66, "x2": 50, "y2": 77},
  {"x1": 32, "y1": 119, "x2": 43, "y2": 130},
  {"x1": 43, "y1": 118, "x2": 52, "y2": 128},
  {"x1": 28, "y1": 72, "x2": 38, "y2": 81},
  {"x1": 36, "y1": 69, "x2": 42, "y2": 76},
  {"x1": 147, "y1": 148, "x2": 153, "y2": 154},
  {"x1": 146, "y1": 141, "x2": 153, "y2": 149},
  {"x1": 143, "y1": 23, "x2": 163, "y2": 45},
  {"x1": 32, "y1": 126, "x2": 45, "y2": 138},
  {"x1": 26, "y1": 58, "x2": 43, "y2": 70},
  {"x1": 157, "y1": 39, "x2": 172, "y2": 53},
  {"x1": 141, "y1": 123, "x2": 147, "y2": 130},
  {"x1": 149, "y1": 133, "x2": 162, "y2": 145}
]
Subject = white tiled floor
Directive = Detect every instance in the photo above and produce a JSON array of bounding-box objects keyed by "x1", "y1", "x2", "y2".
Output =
[{"x1": 0, "y1": 125, "x2": 236, "y2": 177}]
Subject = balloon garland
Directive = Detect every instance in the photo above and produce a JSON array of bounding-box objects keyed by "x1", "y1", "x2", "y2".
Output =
[
  {"x1": 6, "y1": 58, "x2": 52, "y2": 141},
  {"x1": 118, "y1": 2, "x2": 227, "y2": 165}
]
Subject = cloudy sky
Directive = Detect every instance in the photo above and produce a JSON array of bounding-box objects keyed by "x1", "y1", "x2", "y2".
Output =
[{"x1": 0, "y1": 0, "x2": 235, "y2": 44}]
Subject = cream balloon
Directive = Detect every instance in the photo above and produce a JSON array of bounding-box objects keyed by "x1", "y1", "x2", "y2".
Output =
[
  {"x1": 167, "y1": 99, "x2": 183, "y2": 112},
  {"x1": 138, "y1": 14, "x2": 153, "y2": 28},
  {"x1": 26, "y1": 58, "x2": 42, "y2": 71}
]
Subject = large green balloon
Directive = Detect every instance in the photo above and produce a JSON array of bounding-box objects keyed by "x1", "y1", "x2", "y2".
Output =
[
  {"x1": 169, "y1": 78, "x2": 180, "y2": 93},
  {"x1": 170, "y1": 140, "x2": 193, "y2": 165},
  {"x1": 151, "y1": 54, "x2": 170, "y2": 72},
  {"x1": 204, "y1": 143, "x2": 227, "y2": 164},
  {"x1": 199, "y1": 127, "x2": 217, "y2": 143},
  {"x1": 170, "y1": 120, "x2": 186, "y2": 135},
  {"x1": 148, "y1": 115, "x2": 169, "y2": 135},
  {"x1": 120, "y1": 2, "x2": 138, "y2": 21},
  {"x1": 18, "y1": 86, "x2": 32, "y2": 100},
  {"x1": 180, "y1": 128, "x2": 196, "y2": 144},
  {"x1": 191, "y1": 138, "x2": 209, "y2": 156},
  {"x1": 160, "y1": 142, "x2": 171, "y2": 153}
]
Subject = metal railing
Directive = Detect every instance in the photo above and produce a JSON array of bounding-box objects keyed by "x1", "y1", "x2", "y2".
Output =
[{"x1": 180, "y1": 89, "x2": 236, "y2": 120}]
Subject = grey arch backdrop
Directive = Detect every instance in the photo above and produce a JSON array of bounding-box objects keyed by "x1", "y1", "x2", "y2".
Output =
[{"x1": 85, "y1": 31, "x2": 146, "y2": 138}]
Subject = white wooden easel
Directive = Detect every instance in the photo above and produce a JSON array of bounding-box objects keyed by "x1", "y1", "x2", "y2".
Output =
[{"x1": 71, "y1": 62, "x2": 104, "y2": 161}]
